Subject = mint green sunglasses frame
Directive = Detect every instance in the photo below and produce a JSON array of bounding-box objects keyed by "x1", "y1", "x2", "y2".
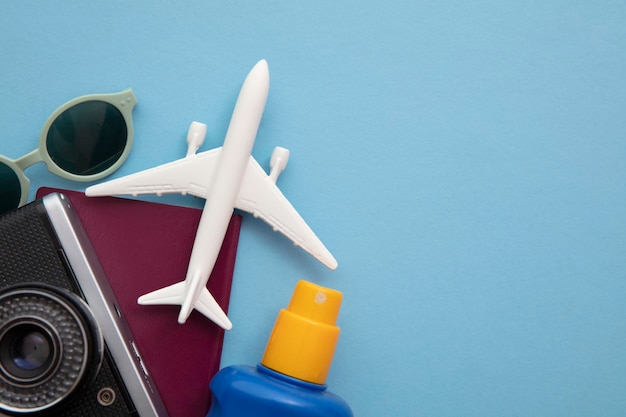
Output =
[{"x1": 0, "y1": 89, "x2": 136, "y2": 208}]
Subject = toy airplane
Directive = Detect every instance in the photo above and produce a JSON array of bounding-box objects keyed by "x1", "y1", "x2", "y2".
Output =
[{"x1": 86, "y1": 60, "x2": 337, "y2": 330}]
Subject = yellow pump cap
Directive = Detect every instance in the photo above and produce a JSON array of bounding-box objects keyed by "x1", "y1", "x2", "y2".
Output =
[{"x1": 261, "y1": 280, "x2": 343, "y2": 385}]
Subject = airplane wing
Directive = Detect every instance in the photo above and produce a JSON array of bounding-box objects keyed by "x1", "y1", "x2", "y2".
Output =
[
  {"x1": 236, "y1": 157, "x2": 338, "y2": 270},
  {"x1": 85, "y1": 148, "x2": 223, "y2": 199}
]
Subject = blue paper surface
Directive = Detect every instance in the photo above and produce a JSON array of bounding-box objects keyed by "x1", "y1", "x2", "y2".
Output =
[{"x1": 1, "y1": 2, "x2": 626, "y2": 416}]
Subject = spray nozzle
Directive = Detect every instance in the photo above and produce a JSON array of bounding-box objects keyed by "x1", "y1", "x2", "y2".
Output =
[{"x1": 261, "y1": 280, "x2": 343, "y2": 385}]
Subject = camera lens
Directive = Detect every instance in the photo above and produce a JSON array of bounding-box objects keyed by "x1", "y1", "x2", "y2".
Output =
[
  {"x1": 10, "y1": 327, "x2": 51, "y2": 370},
  {"x1": 0, "y1": 321, "x2": 58, "y2": 382},
  {"x1": 0, "y1": 286, "x2": 103, "y2": 414}
]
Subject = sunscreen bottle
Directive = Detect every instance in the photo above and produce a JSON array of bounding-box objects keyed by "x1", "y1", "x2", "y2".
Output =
[{"x1": 206, "y1": 280, "x2": 353, "y2": 417}]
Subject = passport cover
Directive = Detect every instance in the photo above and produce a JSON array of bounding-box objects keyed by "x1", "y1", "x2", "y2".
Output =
[{"x1": 36, "y1": 187, "x2": 242, "y2": 417}]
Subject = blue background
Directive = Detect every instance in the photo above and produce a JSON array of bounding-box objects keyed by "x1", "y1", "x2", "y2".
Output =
[{"x1": 1, "y1": 2, "x2": 625, "y2": 416}]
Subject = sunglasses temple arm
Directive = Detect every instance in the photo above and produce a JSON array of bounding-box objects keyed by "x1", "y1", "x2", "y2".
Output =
[{"x1": 14, "y1": 149, "x2": 44, "y2": 171}]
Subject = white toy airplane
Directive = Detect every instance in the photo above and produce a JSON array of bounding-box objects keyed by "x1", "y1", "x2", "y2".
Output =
[{"x1": 86, "y1": 60, "x2": 337, "y2": 330}]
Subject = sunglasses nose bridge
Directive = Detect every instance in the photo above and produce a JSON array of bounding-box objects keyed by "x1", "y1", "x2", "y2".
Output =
[{"x1": 14, "y1": 149, "x2": 44, "y2": 171}]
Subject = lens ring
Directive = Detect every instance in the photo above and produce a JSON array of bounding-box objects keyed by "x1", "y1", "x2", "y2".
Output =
[
  {"x1": 45, "y1": 100, "x2": 128, "y2": 176},
  {"x1": 0, "y1": 319, "x2": 61, "y2": 384},
  {"x1": 0, "y1": 286, "x2": 103, "y2": 413}
]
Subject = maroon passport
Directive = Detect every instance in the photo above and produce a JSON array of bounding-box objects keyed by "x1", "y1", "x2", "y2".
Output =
[{"x1": 36, "y1": 187, "x2": 242, "y2": 417}]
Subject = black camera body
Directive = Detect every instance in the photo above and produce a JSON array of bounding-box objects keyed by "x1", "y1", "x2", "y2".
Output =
[{"x1": 0, "y1": 193, "x2": 168, "y2": 416}]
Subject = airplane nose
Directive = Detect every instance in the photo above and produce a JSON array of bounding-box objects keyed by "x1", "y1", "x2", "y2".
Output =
[
  {"x1": 254, "y1": 59, "x2": 268, "y2": 72},
  {"x1": 247, "y1": 59, "x2": 270, "y2": 88}
]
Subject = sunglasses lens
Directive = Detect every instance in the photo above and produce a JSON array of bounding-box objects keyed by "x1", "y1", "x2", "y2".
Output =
[
  {"x1": 0, "y1": 163, "x2": 21, "y2": 214},
  {"x1": 46, "y1": 101, "x2": 128, "y2": 176}
]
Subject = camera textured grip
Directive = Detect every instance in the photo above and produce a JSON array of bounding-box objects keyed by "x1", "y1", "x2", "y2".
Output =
[{"x1": 0, "y1": 202, "x2": 75, "y2": 290}]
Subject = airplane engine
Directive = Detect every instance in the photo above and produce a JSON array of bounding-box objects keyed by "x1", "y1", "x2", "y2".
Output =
[
  {"x1": 269, "y1": 146, "x2": 290, "y2": 182},
  {"x1": 186, "y1": 121, "x2": 207, "y2": 157}
]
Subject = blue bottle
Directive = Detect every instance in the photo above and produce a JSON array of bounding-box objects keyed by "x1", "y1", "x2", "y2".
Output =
[{"x1": 206, "y1": 280, "x2": 353, "y2": 417}]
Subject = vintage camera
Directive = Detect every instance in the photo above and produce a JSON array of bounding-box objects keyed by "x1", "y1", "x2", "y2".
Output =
[{"x1": 0, "y1": 193, "x2": 168, "y2": 416}]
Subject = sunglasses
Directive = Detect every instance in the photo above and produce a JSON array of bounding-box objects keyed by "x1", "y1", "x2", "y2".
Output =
[{"x1": 0, "y1": 89, "x2": 137, "y2": 215}]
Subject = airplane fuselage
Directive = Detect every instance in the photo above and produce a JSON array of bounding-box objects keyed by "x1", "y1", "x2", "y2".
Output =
[
  {"x1": 86, "y1": 59, "x2": 337, "y2": 330},
  {"x1": 178, "y1": 60, "x2": 270, "y2": 324}
]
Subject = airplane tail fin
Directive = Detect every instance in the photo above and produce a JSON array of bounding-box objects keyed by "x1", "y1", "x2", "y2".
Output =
[
  {"x1": 137, "y1": 281, "x2": 232, "y2": 330},
  {"x1": 195, "y1": 288, "x2": 233, "y2": 330}
]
